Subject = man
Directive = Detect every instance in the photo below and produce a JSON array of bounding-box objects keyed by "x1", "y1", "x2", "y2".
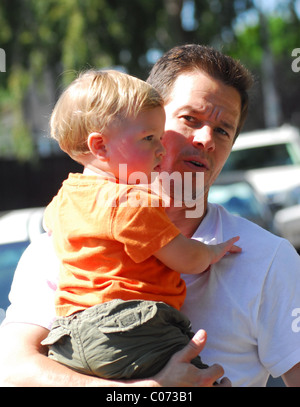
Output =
[{"x1": 1, "y1": 45, "x2": 300, "y2": 387}]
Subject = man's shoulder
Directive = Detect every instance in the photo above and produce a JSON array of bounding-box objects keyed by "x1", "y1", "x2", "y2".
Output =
[
  {"x1": 206, "y1": 202, "x2": 288, "y2": 250},
  {"x1": 208, "y1": 202, "x2": 273, "y2": 232}
]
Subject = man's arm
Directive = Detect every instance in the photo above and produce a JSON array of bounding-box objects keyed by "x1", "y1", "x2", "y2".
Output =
[
  {"x1": 282, "y1": 362, "x2": 300, "y2": 387},
  {"x1": 0, "y1": 323, "x2": 156, "y2": 387},
  {"x1": 0, "y1": 323, "x2": 230, "y2": 387},
  {"x1": 0, "y1": 323, "x2": 112, "y2": 387}
]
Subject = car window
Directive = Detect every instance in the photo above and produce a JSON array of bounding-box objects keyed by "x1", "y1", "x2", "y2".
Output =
[
  {"x1": 209, "y1": 182, "x2": 262, "y2": 218},
  {"x1": 0, "y1": 241, "x2": 30, "y2": 311},
  {"x1": 223, "y1": 143, "x2": 299, "y2": 172}
]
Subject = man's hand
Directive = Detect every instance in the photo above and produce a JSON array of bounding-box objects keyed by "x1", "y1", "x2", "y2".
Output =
[
  {"x1": 153, "y1": 329, "x2": 231, "y2": 387},
  {"x1": 0, "y1": 323, "x2": 230, "y2": 387}
]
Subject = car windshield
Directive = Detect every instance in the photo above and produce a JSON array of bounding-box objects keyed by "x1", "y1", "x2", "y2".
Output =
[
  {"x1": 0, "y1": 240, "x2": 29, "y2": 311},
  {"x1": 223, "y1": 143, "x2": 300, "y2": 172}
]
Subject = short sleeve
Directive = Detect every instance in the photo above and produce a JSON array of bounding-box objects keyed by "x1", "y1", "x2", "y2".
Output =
[
  {"x1": 111, "y1": 188, "x2": 180, "y2": 263},
  {"x1": 257, "y1": 239, "x2": 300, "y2": 377}
]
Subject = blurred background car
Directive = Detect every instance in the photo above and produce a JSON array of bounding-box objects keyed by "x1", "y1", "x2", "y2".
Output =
[
  {"x1": 0, "y1": 207, "x2": 45, "y2": 322},
  {"x1": 208, "y1": 171, "x2": 275, "y2": 231},
  {"x1": 222, "y1": 124, "x2": 300, "y2": 212},
  {"x1": 220, "y1": 124, "x2": 300, "y2": 253},
  {"x1": 273, "y1": 204, "x2": 300, "y2": 252}
]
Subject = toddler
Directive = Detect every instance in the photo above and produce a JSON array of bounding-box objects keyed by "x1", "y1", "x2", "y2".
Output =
[{"x1": 42, "y1": 70, "x2": 240, "y2": 379}]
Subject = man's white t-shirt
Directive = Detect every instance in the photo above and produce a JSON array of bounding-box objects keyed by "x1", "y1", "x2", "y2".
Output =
[
  {"x1": 181, "y1": 204, "x2": 300, "y2": 386},
  {"x1": 2, "y1": 203, "x2": 300, "y2": 387}
]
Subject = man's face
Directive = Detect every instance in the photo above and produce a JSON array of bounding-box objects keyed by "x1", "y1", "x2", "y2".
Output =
[{"x1": 161, "y1": 70, "x2": 241, "y2": 200}]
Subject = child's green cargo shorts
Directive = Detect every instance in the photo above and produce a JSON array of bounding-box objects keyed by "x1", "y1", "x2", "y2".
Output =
[{"x1": 42, "y1": 299, "x2": 208, "y2": 379}]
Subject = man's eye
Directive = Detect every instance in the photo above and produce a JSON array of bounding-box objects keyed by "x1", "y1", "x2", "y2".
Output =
[
  {"x1": 183, "y1": 115, "x2": 196, "y2": 122},
  {"x1": 182, "y1": 116, "x2": 200, "y2": 127},
  {"x1": 215, "y1": 127, "x2": 229, "y2": 136}
]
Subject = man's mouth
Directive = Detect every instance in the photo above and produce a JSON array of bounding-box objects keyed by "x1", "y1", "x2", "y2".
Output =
[
  {"x1": 189, "y1": 160, "x2": 205, "y2": 167},
  {"x1": 184, "y1": 159, "x2": 209, "y2": 170}
]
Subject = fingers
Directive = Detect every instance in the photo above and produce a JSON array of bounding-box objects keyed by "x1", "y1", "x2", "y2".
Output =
[
  {"x1": 210, "y1": 236, "x2": 241, "y2": 264},
  {"x1": 191, "y1": 363, "x2": 228, "y2": 387},
  {"x1": 201, "y1": 363, "x2": 226, "y2": 386},
  {"x1": 215, "y1": 376, "x2": 232, "y2": 387},
  {"x1": 173, "y1": 330, "x2": 228, "y2": 387},
  {"x1": 220, "y1": 236, "x2": 241, "y2": 255},
  {"x1": 224, "y1": 236, "x2": 240, "y2": 248},
  {"x1": 177, "y1": 329, "x2": 207, "y2": 363},
  {"x1": 153, "y1": 330, "x2": 229, "y2": 387},
  {"x1": 228, "y1": 244, "x2": 242, "y2": 253},
  {"x1": 226, "y1": 236, "x2": 241, "y2": 254}
]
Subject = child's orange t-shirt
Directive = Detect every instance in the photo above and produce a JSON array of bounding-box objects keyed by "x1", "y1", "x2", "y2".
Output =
[{"x1": 44, "y1": 173, "x2": 185, "y2": 317}]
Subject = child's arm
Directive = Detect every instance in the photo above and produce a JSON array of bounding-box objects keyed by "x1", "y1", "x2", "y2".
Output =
[{"x1": 154, "y1": 234, "x2": 241, "y2": 274}]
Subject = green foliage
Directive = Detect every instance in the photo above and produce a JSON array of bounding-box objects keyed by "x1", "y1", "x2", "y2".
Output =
[
  {"x1": 0, "y1": 0, "x2": 299, "y2": 159},
  {"x1": 226, "y1": 24, "x2": 263, "y2": 68}
]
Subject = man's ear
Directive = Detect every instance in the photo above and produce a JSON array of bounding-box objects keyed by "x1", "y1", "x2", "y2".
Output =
[{"x1": 87, "y1": 132, "x2": 108, "y2": 161}]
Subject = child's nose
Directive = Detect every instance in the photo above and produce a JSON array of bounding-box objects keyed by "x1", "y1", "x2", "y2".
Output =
[{"x1": 157, "y1": 141, "x2": 166, "y2": 157}]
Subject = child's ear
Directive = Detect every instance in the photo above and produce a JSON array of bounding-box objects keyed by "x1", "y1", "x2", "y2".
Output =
[{"x1": 87, "y1": 132, "x2": 108, "y2": 161}]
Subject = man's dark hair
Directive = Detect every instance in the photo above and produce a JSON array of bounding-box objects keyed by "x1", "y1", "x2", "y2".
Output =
[{"x1": 147, "y1": 44, "x2": 254, "y2": 139}]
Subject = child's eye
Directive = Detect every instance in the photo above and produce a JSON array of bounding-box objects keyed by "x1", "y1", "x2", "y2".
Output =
[{"x1": 143, "y1": 135, "x2": 154, "y2": 141}]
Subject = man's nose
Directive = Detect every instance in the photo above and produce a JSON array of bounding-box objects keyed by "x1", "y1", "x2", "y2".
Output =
[{"x1": 192, "y1": 125, "x2": 215, "y2": 151}]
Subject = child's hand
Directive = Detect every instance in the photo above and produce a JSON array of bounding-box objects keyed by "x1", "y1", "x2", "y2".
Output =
[
  {"x1": 210, "y1": 236, "x2": 241, "y2": 265},
  {"x1": 154, "y1": 234, "x2": 241, "y2": 275}
]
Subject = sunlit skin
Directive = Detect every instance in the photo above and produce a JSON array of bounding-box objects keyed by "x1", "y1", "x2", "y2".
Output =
[
  {"x1": 85, "y1": 106, "x2": 166, "y2": 183},
  {"x1": 161, "y1": 70, "x2": 241, "y2": 237}
]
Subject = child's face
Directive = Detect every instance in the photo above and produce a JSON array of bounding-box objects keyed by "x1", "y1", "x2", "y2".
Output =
[{"x1": 106, "y1": 106, "x2": 166, "y2": 183}]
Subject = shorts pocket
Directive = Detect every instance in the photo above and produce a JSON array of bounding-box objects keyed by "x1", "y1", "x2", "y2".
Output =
[
  {"x1": 41, "y1": 322, "x2": 71, "y2": 346},
  {"x1": 96, "y1": 300, "x2": 158, "y2": 333}
]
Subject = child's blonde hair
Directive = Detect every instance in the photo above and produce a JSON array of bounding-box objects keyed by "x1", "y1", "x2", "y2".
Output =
[{"x1": 50, "y1": 69, "x2": 164, "y2": 160}]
